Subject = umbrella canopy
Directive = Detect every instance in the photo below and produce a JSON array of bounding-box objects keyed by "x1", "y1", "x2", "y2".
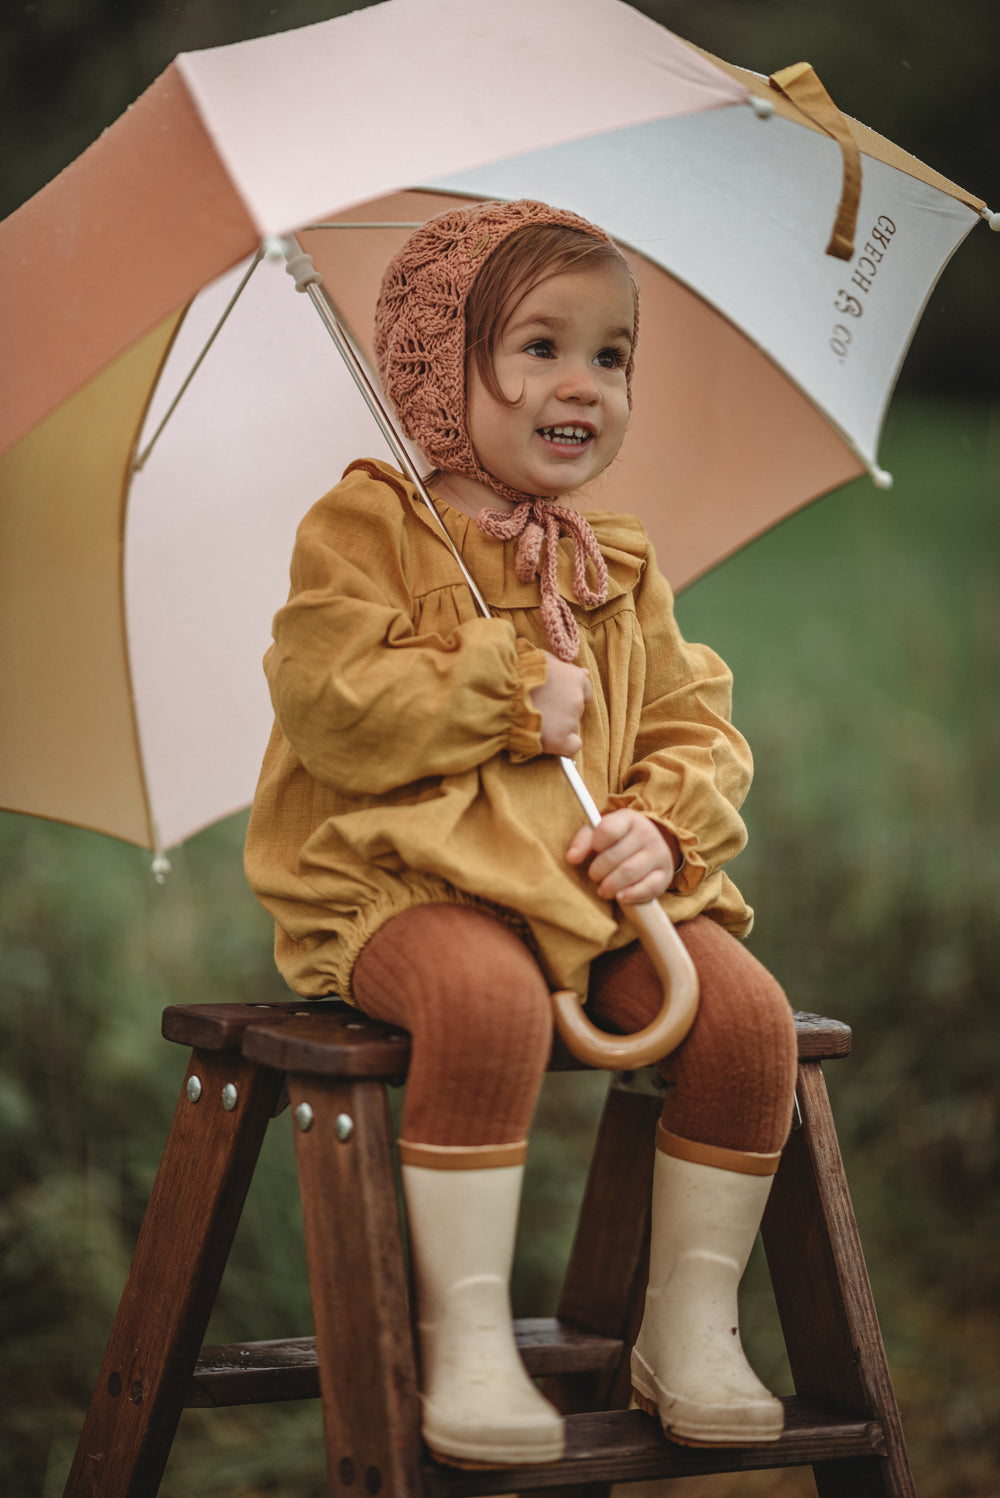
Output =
[{"x1": 0, "y1": 0, "x2": 990, "y2": 857}]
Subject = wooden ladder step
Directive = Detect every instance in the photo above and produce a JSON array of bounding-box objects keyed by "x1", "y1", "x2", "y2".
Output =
[
  {"x1": 421, "y1": 1401, "x2": 888, "y2": 1495},
  {"x1": 188, "y1": 1318, "x2": 623, "y2": 1408},
  {"x1": 188, "y1": 1337, "x2": 321, "y2": 1407}
]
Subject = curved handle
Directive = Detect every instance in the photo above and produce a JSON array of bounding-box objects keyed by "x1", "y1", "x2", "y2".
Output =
[{"x1": 550, "y1": 899, "x2": 699, "y2": 1070}]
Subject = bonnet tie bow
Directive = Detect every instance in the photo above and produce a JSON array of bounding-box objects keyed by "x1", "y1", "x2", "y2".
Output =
[{"x1": 477, "y1": 498, "x2": 608, "y2": 663}]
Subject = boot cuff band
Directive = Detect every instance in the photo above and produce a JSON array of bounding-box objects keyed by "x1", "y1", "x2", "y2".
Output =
[
  {"x1": 657, "y1": 1124, "x2": 781, "y2": 1177},
  {"x1": 398, "y1": 1139, "x2": 528, "y2": 1170}
]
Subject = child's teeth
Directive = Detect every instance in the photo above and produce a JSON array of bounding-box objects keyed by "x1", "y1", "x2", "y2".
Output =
[{"x1": 542, "y1": 425, "x2": 590, "y2": 443}]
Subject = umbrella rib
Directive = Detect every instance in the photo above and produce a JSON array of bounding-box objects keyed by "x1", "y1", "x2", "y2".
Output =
[
  {"x1": 279, "y1": 234, "x2": 492, "y2": 618},
  {"x1": 131, "y1": 249, "x2": 266, "y2": 473}
]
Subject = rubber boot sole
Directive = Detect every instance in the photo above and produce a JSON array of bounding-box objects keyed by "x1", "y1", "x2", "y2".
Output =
[{"x1": 632, "y1": 1383, "x2": 784, "y2": 1449}]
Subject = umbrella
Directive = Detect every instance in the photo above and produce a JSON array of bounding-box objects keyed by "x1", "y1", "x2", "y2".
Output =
[
  {"x1": 1, "y1": 0, "x2": 992, "y2": 1051},
  {"x1": 0, "y1": 0, "x2": 991, "y2": 866}
]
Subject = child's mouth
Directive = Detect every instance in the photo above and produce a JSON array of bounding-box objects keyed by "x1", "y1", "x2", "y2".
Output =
[{"x1": 538, "y1": 425, "x2": 593, "y2": 448}]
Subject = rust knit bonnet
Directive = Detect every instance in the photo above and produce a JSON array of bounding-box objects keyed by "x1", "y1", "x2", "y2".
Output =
[{"x1": 373, "y1": 199, "x2": 638, "y2": 661}]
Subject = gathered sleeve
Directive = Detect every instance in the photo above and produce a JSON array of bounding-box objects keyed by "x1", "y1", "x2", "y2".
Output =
[
  {"x1": 265, "y1": 482, "x2": 547, "y2": 796},
  {"x1": 605, "y1": 545, "x2": 753, "y2": 895}
]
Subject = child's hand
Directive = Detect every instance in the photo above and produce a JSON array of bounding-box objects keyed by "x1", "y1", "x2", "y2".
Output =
[
  {"x1": 530, "y1": 655, "x2": 593, "y2": 757},
  {"x1": 565, "y1": 810, "x2": 678, "y2": 905}
]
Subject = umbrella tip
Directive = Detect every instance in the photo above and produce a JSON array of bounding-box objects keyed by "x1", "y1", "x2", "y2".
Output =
[
  {"x1": 151, "y1": 852, "x2": 172, "y2": 884},
  {"x1": 749, "y1": 94, "x2": 775, "y2": 120},
  {"x1": 982, "y1": 207, "x2": 1000, "y2": 231},
  {"x1": 870, "y1": 465, "x2": 894, "y2": 491}
]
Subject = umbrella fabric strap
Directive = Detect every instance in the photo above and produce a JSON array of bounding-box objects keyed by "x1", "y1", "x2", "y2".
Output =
[
  {"x1": 769, "y1": 62, "x2": 862, "y2": 261},
  {"x1": 477, "y1": 498, "x2": 609, "y2": 663}
]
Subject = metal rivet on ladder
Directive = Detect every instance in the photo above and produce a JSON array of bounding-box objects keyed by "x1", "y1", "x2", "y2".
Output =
[
  {"x1": 295, "y1": 1102, "x2": 314, "y2": 1132},
  {"x1": 335, "y1": 1113, "x2": 354, "y2": 1143},
  {"x1": 221, "y1": 1083, "x2": 238, "y2": 1112},
  {"x1": 186, "y1": 1076, "x2": 203, "y2": 1103}
]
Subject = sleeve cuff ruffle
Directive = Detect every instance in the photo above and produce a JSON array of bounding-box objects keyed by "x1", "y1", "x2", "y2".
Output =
[{"x1": 507, "y1": 638, "x2": 548, "y2": 762}]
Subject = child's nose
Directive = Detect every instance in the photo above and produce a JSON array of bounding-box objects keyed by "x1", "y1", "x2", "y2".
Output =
[{"x1": 556, "y1": 360, "x2": 599, "y2": 403}]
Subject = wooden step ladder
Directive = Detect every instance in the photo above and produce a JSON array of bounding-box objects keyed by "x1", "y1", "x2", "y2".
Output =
[{"x1": 64, "y1": 1000, "x2": 915, "y2": 1497}]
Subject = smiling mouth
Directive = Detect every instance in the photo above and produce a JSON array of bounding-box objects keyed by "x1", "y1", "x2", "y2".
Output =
[{"x1": 538, "y1": 425, "x2": 594, "y2": 447}]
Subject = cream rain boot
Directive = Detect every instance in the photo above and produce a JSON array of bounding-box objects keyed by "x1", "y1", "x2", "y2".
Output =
[
  {"x1": 631, "y1": 1124, "x2": 785, "y2": 1447},
  {"x1": 399, "y1": 1140, "x2": 565, "y2": 1467}
]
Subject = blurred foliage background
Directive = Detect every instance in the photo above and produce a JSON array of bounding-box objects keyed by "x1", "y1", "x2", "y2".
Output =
[{"x1": 1, "y1": 2, "x2": 997, "y2": 1496}]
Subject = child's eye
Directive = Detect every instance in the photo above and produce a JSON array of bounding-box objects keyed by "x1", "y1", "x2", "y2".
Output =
[
  {"x1": 524, "y1": 339, "x2": 555, "y2": 359},
  {"x1": 595, "y1": 347, "x2": 627, "y2": 370}
]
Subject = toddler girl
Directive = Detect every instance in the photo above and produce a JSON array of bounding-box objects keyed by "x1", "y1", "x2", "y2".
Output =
[{"x1": 245, "y1": 199, "x2": 797, "y2": 1465}]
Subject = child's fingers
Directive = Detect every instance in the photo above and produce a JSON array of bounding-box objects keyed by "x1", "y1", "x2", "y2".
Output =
[
  {"x1": 531, "y1": 657, "x2": 592, "y2": 756},
  {"x1": 585, "y1": 817, "x2": 648, "y2": 881},
  {"x1": 565, "y1": 825, "x2": 596, "y2": 864},
  {"x1": 612, "y1": 867, "x2": 673, "y2": 905},
  {"x1": 585, "y1": 808, "x2": 632, "y2": 847},
  {"x1": 584, "y1": 812, "x2": 675, "y2": 900},
  {"x1": 593, "y1": 846, "x2": 663, "y2": 901},
  {"x1": 566, "y1": 811, "x2": 674, "y2": 904}
]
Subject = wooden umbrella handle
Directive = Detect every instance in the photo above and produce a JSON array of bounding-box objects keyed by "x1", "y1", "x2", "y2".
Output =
[{"x1": 550, "y1": 898, "x2": 699, "y2": 1070}]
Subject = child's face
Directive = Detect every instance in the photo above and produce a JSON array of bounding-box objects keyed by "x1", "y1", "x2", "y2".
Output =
[{"x1": 466, "y1": 259, "x2": 634, "y2": 498}]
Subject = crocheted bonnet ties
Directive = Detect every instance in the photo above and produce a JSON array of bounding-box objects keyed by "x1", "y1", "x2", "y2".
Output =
[{"x1": 373, "y1": 200, "x2": 637, "y2": 662}]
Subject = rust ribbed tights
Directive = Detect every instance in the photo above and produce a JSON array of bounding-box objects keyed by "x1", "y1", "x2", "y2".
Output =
[{"x1": 352, "y1": 904, "x2": 798, "y2": 1155}]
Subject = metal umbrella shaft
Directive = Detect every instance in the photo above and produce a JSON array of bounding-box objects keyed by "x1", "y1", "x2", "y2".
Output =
[{"x1": 280, "y1": 236, "x2": 698, "y2": 1068}]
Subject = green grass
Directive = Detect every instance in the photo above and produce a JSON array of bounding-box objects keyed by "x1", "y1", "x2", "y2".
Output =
[{"x1": 1, "y1": 396, "x2": 997, "y2": 1495}]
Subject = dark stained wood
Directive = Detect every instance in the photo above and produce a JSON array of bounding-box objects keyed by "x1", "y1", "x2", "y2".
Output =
[
  {"x1": 187, "y1": 1320, "x2": 623, "y2": 1407},
  {"x1": 792, "y1": 1011, "x2": 852, "y2": 1059},
  {"x1": 188, "y1": 1337, "x2": 321, "y2": 1407},
  {"x1": 247, "y1": 1009, "x2": 861, "y2": 1080},
  {"x1": 762, "y1": 1061, "x2": 915, "y2": 1498},
  {"x1": 244, "y1": 1012, "x2": 589, "y2": 1077},
  {"x1": 421, "y1": 1401, "x2": 886, "y2": 1496},
  {"x1": 162, "y1": 1001, "x2": 851, "y2": 1069},
  {"x1": 63, "y1": 1051, "x2": 283, "y2": 1498},
  {"x1": 162, "y1": 998, "x2": 399, "y2": 1055},
  {"x1": 513, "y1": 1319, "x2": 623, "y2": 1378},
  {"x1": 245, "y1": 1012, "x2": 412, "y2": 1078},
  {"x1": 162, "y1": 1000, "x2": 585, "y2": 1071},
  {"x1": 289, "y1": 1073, "x2": 424, "y2": 1498}
]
